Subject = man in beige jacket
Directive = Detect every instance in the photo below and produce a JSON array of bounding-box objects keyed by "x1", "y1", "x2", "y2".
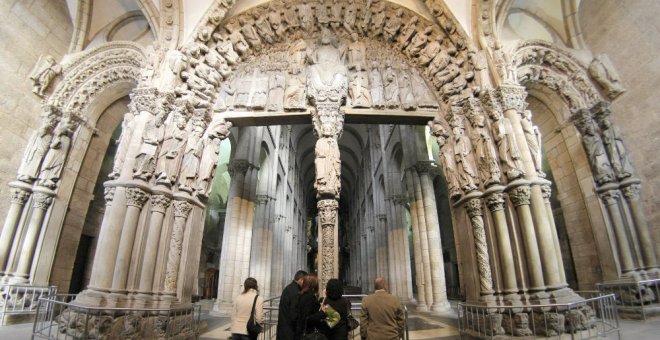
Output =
[{"x1": 360, "y1": 277, "x2": 404, "y2": 340}]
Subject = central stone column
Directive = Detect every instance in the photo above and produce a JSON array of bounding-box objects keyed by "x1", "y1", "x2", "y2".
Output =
[{"x1": 307, "y1": 29, "x2": 347, "y2": 291}]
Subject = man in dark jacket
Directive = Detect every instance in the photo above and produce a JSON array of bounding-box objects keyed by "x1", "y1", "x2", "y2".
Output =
[{"x1": 277, "y1": 270, "x2": 307, "y2": 340}]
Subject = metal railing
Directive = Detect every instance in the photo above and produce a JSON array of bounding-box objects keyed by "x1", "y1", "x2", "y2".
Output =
[
  {"x1": 457, "y1": 293, "x2": 620, "y2": 339},
  {"x1": 32, "y1": 294, "x2": 201, "y2": 339},
  {"x1": 597, "y1": 278, "x2": 660, "y2": 320},
  {"x1": 0, "y1": 284, "x2": 57, "y2": 324}
]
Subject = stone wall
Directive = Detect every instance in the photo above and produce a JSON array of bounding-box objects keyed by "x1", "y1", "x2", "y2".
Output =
[
  {"x1": 579, "y1": 0, "x2": 660, "y2": 250},
  {"x1": 0, "y1": 0, "x2": 72, "y2": 224}
]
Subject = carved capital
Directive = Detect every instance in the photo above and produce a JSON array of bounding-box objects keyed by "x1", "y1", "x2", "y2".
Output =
[
  {"x1": 125, "y1": 188, "x2": 149, "y2": 207},
  {"x1": 485, "y1": 192, "x2": 505, "y2": 212},
  {"x1": 600, "y1": 190, "x2": 620, "y2": 205},
  {"x1": 480, "y1": 88, "x2": 503, "y2": 116},
  {"x1": 415, "y1": 161, "x2": 436, "y2": 174},
  {"x1": 151, "y1": 194, "x2": 172, "y2": 213},
  {"x1": 228, "y1": 159, "x2": 250, "y2": 176},
  {"x1": 541, "y1": 184, "x2": 552, "y2": 202},
  {"x1": 509, "y1": 185, "x2": 531, "y2": 207},
  {"x1": 622, "y1": 184, "x2": 641, "y2": 201},
  {"x1": 9, "y1": 188, "x2": 30, "y2": 205},
  {"x1": 466, "y1": 198, "x2": 483, "y2": 218},
  {"x1": 497, "y1": 85, "x2": 527, "y2": 112},
  {"x1": 130, "y1": 87, "x2": 159, "y2": 114},
  {"x1": 318, "y1": 199, "x2": 338, "y2": 228},
  {"x1": 173, "y1": 200, "x2": 193, "y2": 218},
  {"x1": 32, "y1": 192, "x2": 53, "y2": 210},
  {"x1": 104, "y1": 187, "x2": 115, "y2": 203}
]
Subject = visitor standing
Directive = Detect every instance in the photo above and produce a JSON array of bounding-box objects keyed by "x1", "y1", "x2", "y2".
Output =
[
  {"x1": 230, "y1": 277, "x2": 264, "y2": 340},
  {"x1": 277, "y1": 270, "x2": 307, "y2": 340},
  {"x1": 360, "y1": 277, "x2": 404, "y2": 340},
  {"x1": 320, "y1": 278, "x2": 351, "y2": 340},
  {"x1": 296, "y1": 274, "x2": 326, "y2": 338}
]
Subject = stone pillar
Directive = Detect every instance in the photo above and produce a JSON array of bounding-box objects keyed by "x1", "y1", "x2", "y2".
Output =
[
  {"x1": 0, "y1": 185, "x2": 31, "y2": 276},
  {"x1": 418, "y1": 163, "x2": 451, "y2": 312},
  {"x1": 465, "y1": 198, "x2": 494, "y2": 300},
  {"x1": 318, "y1": 199, "x2": 339, "y2": 292},
  {"x1": 485, "y1": 190, "x2": 520, "y2": 302},
  {"x1": 11, "y1": 190, "x2": 54, "y2": 283},
  {"x1": 405, "y1": 170, "x2": 427, "y2": 310},
  {"x1": 376, "y1": 213, "x2": 388, "y2": 278},
  {"x1": 111, "y1": 187, "x2": 149, "y2": 293},
  {"x1": 509, "y1": 184, "x2": 546, "y2": 293},
  {"x1": 600, "y1": 189, "x2": 636, "y2": 275},
  {"x1": 540, "y1": 185, "x2": 567, "y2": 284},
  {"x1": 137, "y1": 194, "x2": 172, "y2": 294},
  {"x1": 621, "y1": 183, "x2": 658, "y2": 272},
  {"x1": 411, "y1": 169, "x2": 433, "y2": 308},
  {"x1": 163, "y1": 199, "x2": 193, "y2": 296}
]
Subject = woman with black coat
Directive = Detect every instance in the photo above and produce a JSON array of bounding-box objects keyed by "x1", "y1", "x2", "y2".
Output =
[
  {"x1": 296, "y1": 274, "x2": 326, "y2": 338},
  {"x1": 320, "y1": 278, "x2": 351, "y2": 340}
]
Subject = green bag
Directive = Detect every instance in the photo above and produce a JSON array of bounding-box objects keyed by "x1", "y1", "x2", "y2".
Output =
[{"x1": 324, "y1": 303, "x2": 341, "y2": 328}]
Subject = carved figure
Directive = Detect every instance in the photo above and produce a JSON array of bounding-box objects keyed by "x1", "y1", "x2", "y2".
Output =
[
  {"x1": 575, "y1": 114, "x2": 613, "y2": 184},
  {"x1": 141, "y1": 42, "x2": 163, "y2": 83},
  {"x1": 181, "y1": 70, "x2": 214, "y2": 97},
  {"x1": 406, "y1": 26, "x2": 432, "y2": 57},
  {"x1": 429, "y1": 120, "x2": 461, "y2": 199},
  {"x1": 38, "y1": 118, "x2": 75, "y2": 188},
  {"x1": 418, "y1": 35, "x2": 442, "y2": 66},
  {"x1": 216, "y1": 38, "x2": 240, "y2": 65},
  {"x1": 254, "y1": 12, "x2": 276, "y2": 44},
  {"x1": 588, "y1": 54, "x2": 625, "y2": 99},
  {"x1": 595, "y1": 112, "x2": 633, "y2": 180},
  {"x1": 520, "y1": 110, "x2": 545, "y2": 177},
  {"x1": 397, "y1": 15, "x2": 419, "y2": 49},
  {"x1": 329, "y1": 0, "x2": 343, "y2": 32},
  {"x1": 433, "y1": 62, "x2": 460, "y2": 89},
  {"x1": 285, "y1": 68, "x2": 307, "y2": 110},
  {"x1": 411, "y1": 69, "x2": 437, "y2": 109},
  {"x1": 383, "y1": 8, "x2": 403, "y2": 42},
  {"x1": 489, "y1": 110, "x2": 525, "y2": 180},
  {"x1": 178, "y1": 125, "x2": 205, "y2": 192},
  {"x1": 426, "y1": 48, "x2": 453, "y2": 77},
  {"x1": 342, "y1": 0, "x2": 357, "y2": 34},
  {"x1": 267, "y1": 72, "x2": 285, "y2": 111},
  {"x1": 397, "y1": 69, "x2": 416, "y2": 110},
  {"x1": 468, "y1": 112, "x2": 501, "y2": 186},
  {"x1": 251, "y1": 72, "x2": 269, "y2": 110},
  {"x1": 239, "y1": 17, "x2": 263, "y2": 51},
  {"x1": 382, "y1": 63, "x2": 400, "y2": 108},
  {"x1": 441, "y1": 74, "x2": 468, "y2": 98},
  {"x1": 316, "y1": 0, "x2": 330, "y2": 27},
  {"x1": 227, "y1": 26, "x2": 250, "y2": 56},
  {"x1": 196, "y1": 124, "x2": 229, "y2": 198},
  {"x1": 155, "y1": 112, "x2": 187, "y2": 185},
  {"x1": 157, "y1": 49, "x2": 188, "y2": 93},
  {"x1": 284, "y1": 2, "x2": 300, "y2": 29},
  {"x1": 346, "y1": 33, "x2": 367, "y2": 71},
  {"x1": 468, "y1": 49, "x2": 489, "y2": 89},
  {"x1": 267, "y1": 5, "x2": 286, "y2": 39},
  {"x1": 18, "y1": 105, "x2": 60, "y2": 183},
  {"x1": 315, "y1": 124, "x2": 341, "y2": 198},
  {"x1": 348, "y1": 71, "x2": 371, "y2": 108},
  {"x1": 451, "y1": 119, "x2": 478, "y2": 192},
  {"x1": 369, "y1": 63, "x2": 385, "y2": 109},
  {"x1": 133, "y1": 114, "x2": 165, "y2": 180},
  {"x1": 298, "y1": 0, "x2": 315, "y2": 33},
  {"x1": 182, "y1": 41, "x2": 208, "y2": 66},
  {"x1": 109, "y1": 106, "x2": 136, "y2": 179},
  {"x1": 214, "y1": 83, "x2": 235, "y2": 112},
  {"x1": 307, "y1": 29, "x2": 348, "y2": 98},
  {"x1": 194, "y1": 63, "x2": 221, "y2": 87},
  {"x1": 29, "y1": 55, "x2": 61, "y2": 97},
  {"x1": 370, "y1": 2, "x2": 387, "y2": 37}
]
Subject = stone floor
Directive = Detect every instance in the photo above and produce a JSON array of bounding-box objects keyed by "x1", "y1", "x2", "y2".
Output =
[{"x1": 1, "y1": 300, "x2": 659, "y2": 339}]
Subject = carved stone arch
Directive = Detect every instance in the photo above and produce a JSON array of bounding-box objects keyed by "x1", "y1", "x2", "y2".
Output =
[{"x1": 512, "y1": 40, "x2": 604, "y2": 112}]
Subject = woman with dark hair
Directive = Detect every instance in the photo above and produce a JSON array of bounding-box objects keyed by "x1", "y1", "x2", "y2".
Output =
[
  {"x1": 296, "y1": 274, "x2": 326, "y2": 338},
  {"x1": 230, "y1": 277, "x2": 264, "y2": 340},
  {"x1": 321, "y1": 278, "x2": 351, "y2": 340}
]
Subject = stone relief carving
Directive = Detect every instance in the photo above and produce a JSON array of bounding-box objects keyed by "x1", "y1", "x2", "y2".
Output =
[
  {"x1": 17, "y1": 104, "x2": 61, "y2": 183},
  {"x1": 429, "y1": 118, "x2": 461, "y2": 199},
  {"x1": 196, "y1": 119, "x2": 232, "y2": 198},
  {"x1": 133, "y1": 113, "x2": 166, "y2": 180},
  {"x1": 267, "y1": 72, "x2": 285, "y2": 111},
  {"x1": 38, "y1": 117, "x2": 77, "y2": 189},
  {"x1": 382, "y1": 62, "x2": 400, "y2": 109},
  {"x1": 588, "y1": 54, "x2": 625, "y2": 99},
  {"x1": 29, "y1": 55, "x2": 62, "y2": 97},
  {"x1": 450, "y1": 115, "x2": 478, "y2": 192},
  {"x1": 573, "y1": 109, "x2": 615, "y2": 186},
  {"x1": 155, "y1": 106, "x2": 189, "y2": 185},
  {"x1": 520, "y1": 110, "x2": 545, "y2": 177},
  {"x1": 488, "y1": 104, "x2": 525, "y2": 180},
  {"x1": 593, "y1": 103, "x2": 633, "y2": 180},
  {"x1": 397, "y1": 68, "x2": 416, "y2": 110},
  {"x1": 156, "y1": 49, "x2": 188, "y2": 94},
  {"x1": 178, "y1": 122, "x2": 206, "y2": 192},
  {"x1": 466, "y1": 102, "x2": 501, "y2": 187},
  {"x1": 368, "y1": 62, "x2": 385, "y2": 108},
  {"x1": 348, "y1": 71, "x2": 371, "y2": 108},
  {"x1": 314, "y1": 124, "x2": 341, "y2": 198}
]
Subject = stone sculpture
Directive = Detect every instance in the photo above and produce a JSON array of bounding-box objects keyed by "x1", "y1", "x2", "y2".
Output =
[
  {"x1": 383, "y1": 8, "x2": 403, "y2": 42},
  {"x1": 369, "y1": 63, "x2": 385, "y2": 108},
  {"x1": 382, "y1": 63, "x2": 400, "y2": 108},
  {"x1": 468, "y1": 111, "x2": 501, "y2": 186},
  {"x1": 38, "y1": 117, "x2": 76, "y2": 188},
  {"x1": 426, "y1": 48, "x2": 453, "y2": 78},
  {"x1": 196, "y1": 119, "x2": 232, "y2": 197},
  {"x1": 342, "y1": 0, "x2": 357, "y2": 34},
  {"x1": 238, "y1": 16, "x2": 262, "y2": 51},
  {"x1": 156, "y1": 50, "x2": 188, "y2": 93},
  {"x1": 214, "y1": 83, "x2": 235, "y2": 111},
  {"x1": 418, "y1": 35, "x2": 442, "y2": 66},
  {"x1": 520, "y1": 110, "x2": 544, "y2": 177},
  {"x1": 254, "y1": 12, "x2": 276, "y2": 44},
  {"x1": 17, "y1": 105, "x2": 60, "y2": 183},
  {"x1": 29, "y1": 55, "x2": 62, "y2": 97},
  {"x1": 370, "y1": 2, "x2": 387, "y2": 37},
  {"x1": 267, "y1": 72, "x2": 285, "y2": 111},
  {"x1": 315, "y1": 124, "x2": 341, "y2": 198},
  {"x1": 397, "y1": 15, "x2": 418, "y2": 49},
  {"x1": 429, "y1": 119, "x2": 461, "y2": 199},
  {"x1": 489, "y1": 109, "x2": 525, "y2": 180},
  {"x1": 595, "y1": 108, "x2": 633, "y2": 180},
  {"x1": 178, "y1": 124, "x2": 205, "y2": 192},
  {"x1": 285, "y1": 69, "x2": 307, "y2": 110},
  {"x1": 451, "y1": 117, "x2": 478, "y2": 192},
  {"x1": 348, "y1": 71, "x2": 371, "y2": 108},
  {"x1": 307, "y1": 28, "x2": 348, "y2": 100},
  {"x1": 588, "y1": 54, "x2": 625, "y2": 99},
  {"x1": 397, "y1": 69, "x2": 416, "y2": 110},
  {"x1": 284, "y1": 2, "x2": 300, "y2": 29},
  {"x1": 216, "y1": 38, "x2": 240, "y2": 65},
  {"x1": 346, "y1": 33, "x2": 367, "y2": 71},
  {"x1": 155, "y1": 111, "x2": 188, "y2": 185},
  {"x1": 574, "y1": 111, "x2": 614, "y2": 185},
  {"x1": 406, "y1": 26, "x2": 432, "y2": 58},
  {"x1": 133, "y1": 114, "x2": 166, "y2": 180},
  {"x1": 267, "y1": 4, "x2": 286, "y2": 40},
  {"x1": 299, "y1": 0, "x2": 315, "y2": 33},
  {"x1": 411, "y1": 68, "x2": 437, "y2": 109}
]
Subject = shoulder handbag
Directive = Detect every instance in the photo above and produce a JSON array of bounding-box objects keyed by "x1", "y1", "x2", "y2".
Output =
[
  {"x1": 302, "y1": 314, "x2": 327, "y2": 340},
  {"x1": 346, "y1": 298, "x2": 359, "y2": 331},
  {"x1": 247, "y1": 294, "x2": 262, "y2": 337}
]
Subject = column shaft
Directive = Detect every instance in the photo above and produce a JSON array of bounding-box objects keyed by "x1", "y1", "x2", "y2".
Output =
[
  {"x1": 138, "y1": 195, "x2": 170, "y2": 294},
  {"x1": 622, "y1": 184, "x2": 658, "y2": 270},
  {"x1": 465, "y1": 198, "x2": 494, "y2": 296},
  {"x1": 601, "y1": 190, "x2": 635, "y2": 273},
  {"x1": 112, "y1": 188, "x2": 148, "y2": 292},
  {"x1": 12, "y1": 192, "x2": 52, "y2": 282},
  {"x1": 509, "y1": 186, "x2": 545, "y2": 291},
  {"x1": 485, "y1": 192, "x2": 518, "y2": 294},
  {"x1": 405, "y1": 171, "x2": 426, "y2": 309},
  {"x1": 412, "y1": 170, "x2": 433, "y2": 307},
  {"x1": 163, "y1": 200, "x2": 192, "y2": 295},
  {"x1": 0, "y1": 188, "x2": 30, "y2": 274}
]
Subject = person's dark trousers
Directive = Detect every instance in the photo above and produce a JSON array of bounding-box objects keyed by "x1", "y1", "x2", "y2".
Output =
[{"x1": 232, "y1": 334, "x2": 252, "y2": 340}]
